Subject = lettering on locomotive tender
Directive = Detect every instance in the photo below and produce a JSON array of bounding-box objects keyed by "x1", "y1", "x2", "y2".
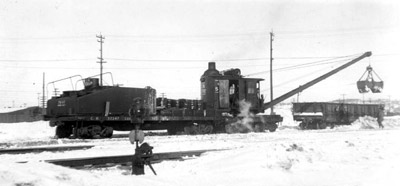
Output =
[
  {"x1": 107, "y1": 116, "x2": 120, "y2": 121},
  {"x1": 57, "y1": 100, "x2": 66, "y2": 107}
]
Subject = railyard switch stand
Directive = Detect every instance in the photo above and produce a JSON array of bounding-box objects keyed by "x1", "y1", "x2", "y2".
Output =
[{"x1": 130, "y1": 125, "x2": 157, "y2": 175}]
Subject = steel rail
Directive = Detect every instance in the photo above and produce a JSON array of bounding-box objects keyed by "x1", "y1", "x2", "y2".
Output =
[
  {"x1": 0, "y1": 145, "x2": 95, "y2": 154},
  {"x1": 44, "y1": 149, "x2": 227, "y2": 168}
]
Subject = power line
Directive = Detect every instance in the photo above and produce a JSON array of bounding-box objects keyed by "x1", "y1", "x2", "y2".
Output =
[
  {"x1": 266, "y1": 61, "x2": 345, "y2": 90},
  {"x1": 1, "y1": 26, "x2": 396, "y2": 41},
  {"x1": 245, "y1": 55, "x2": 360, "y2": 77},
  {"x1": 0, "y1": 52, "x2": 394, "y2": 70},
  {"x1": 2, "y1": 52, "x2": 397, "y2": 63},
  {"x1": 0, "y1": 59, "x2": 381, "y2": 70},
  {"x1": 275, "y1": 26, "x2": 400, "y2": 39},
  {"x1": 108, "y1": 32, "x2": 267, "y2": 39},
  {"x1": 0, "y1": 35, "x2": 93, "y2": 41},
  {"x1": 106, "y1": 57, "x2": 268, "y2": 62},
  {"x1": 0, "y1": 58, "x2": 94, "y2": 62}
]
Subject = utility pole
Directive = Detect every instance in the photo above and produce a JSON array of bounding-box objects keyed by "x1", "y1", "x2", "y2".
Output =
[
  {"x1": 37, "y1": 93, "x2": 40, "y2": 107},
  {"x1": 53, "y1": 88, "x2": 59, "y2": 97},
  {"x1": 42, "y1": 72, "x2": 46, "y2": 108},
  {"x1": 160, "y1": 93, "x2": 166, "y2": 107},
  {"x1": 97, "y1": 34, "x2": 106, "y2": 86},
  {"x1": 269, "y1": 31, "x2": 274, "y2": 114},
  {"x1": 341, "y1": 94, "x2": 346, "y2": 103}
]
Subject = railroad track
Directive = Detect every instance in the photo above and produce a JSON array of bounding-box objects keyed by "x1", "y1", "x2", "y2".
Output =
[
  {"x1": 44, "y1": 149, "x2": 227, "y2": 168},
  {"x1": 0, "y1": 145, "x2": 94, "y2": 154}
]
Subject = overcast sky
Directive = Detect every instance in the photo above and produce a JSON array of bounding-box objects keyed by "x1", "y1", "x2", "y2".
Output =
[{"x1": 1, "y1": 0, "x2": 399, "y2": 108}]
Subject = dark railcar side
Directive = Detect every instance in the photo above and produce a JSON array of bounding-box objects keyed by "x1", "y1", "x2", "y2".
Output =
[
  {"x1": 293, "y1": 102, "x2": 383, "y2": 129},
  {"x1": 45, "y1": 62, "x2": 283, "y2": 138}
]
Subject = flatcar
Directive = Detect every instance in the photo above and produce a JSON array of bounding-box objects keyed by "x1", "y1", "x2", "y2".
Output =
[
  {"x1": 44, "y1": 62, "x2": 282, "y2": 138},
  {"x1": 292, "y1": 102, "x2": 383, "y2": 129}
]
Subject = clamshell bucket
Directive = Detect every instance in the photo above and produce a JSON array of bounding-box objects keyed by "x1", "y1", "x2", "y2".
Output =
[
  {"x1": 357, "y1": 81, "x2": 369, "y2": 93},
  {"x1": 357, "y1": 65, "x2": 383, "y2": 93},
  {"x1": 370, "y1": 81, "x2": 383, "y2": 93}
]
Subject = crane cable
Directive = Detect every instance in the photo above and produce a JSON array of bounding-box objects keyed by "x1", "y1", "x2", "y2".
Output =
[
  {"x1": 244, "y1": 53, "x2": 362, "y2": 77},
  {"x1": 257, "y1": 53, "x2": 366, "y2": 93}
]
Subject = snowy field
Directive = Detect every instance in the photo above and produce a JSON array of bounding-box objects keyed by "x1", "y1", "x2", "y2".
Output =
[{"x1": 1, "y1": 107, "x2": 400, "y2": 186}]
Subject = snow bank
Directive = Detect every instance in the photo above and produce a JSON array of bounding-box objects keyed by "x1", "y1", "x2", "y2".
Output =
[
  {"x1": 0, "y1": 108, "x2": 26, "y2": 113},
  {"x1": 381, "y1": 116, "x2": 400, "y2": 128},
  {"x1": 0, "y1": 161, "x2": 105, "y2": 186},
  {"x1": 274, "y1": 104, "x2": 301, "y2": 131},
  {"x1": 0, "y1": 121, "x2": 55, "y2": 146},
  {"x1": 335, "y1": 115, "x2": 400, "y2": 131},
  {"x1": 3, "y1": 129, "x2": 400, "y2": 186},
  {"x1": 1, "y1": 105, "x2": 400, "y2": 186}
]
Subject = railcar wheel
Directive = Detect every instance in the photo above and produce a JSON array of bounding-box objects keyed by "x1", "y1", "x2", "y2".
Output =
[
  {"x1": 183, "y1": 124, "x2": 214, "y2": 135},
  {"x1": 225, "y1": 124, "x2": 234, "y2": 134},
  {"x1": 225, "y1": 123, "x2": 251, "y2": 133},
  {"x1": 55, "y1": 124, "x2": 72, "y2": 138},
  {"x1": 319, "y1": 122, "x2": 327, "y2": 129},
  {"x1": 199, "y1": 124, "x2": 214, "y2": 134},
  {"x1": 167, "y1": 127, "x2": 179, "y2": 135},
  {"x1": 100, "y1": 127, "x2": 113, "y2": 138},
  {"x1": 299, "y1": 122, "x2": 307, "y2": 130},
  {"x1": 268, "y1": 123, "x2": 278, "y2": 132},
  {"x1": 254, "y1": 123, "x2": 266, "y2": 132}
]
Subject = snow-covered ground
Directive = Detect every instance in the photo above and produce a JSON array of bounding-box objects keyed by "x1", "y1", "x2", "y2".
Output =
[{"x1": 1, "y1": 107, "x2": 400, "y2": 186}]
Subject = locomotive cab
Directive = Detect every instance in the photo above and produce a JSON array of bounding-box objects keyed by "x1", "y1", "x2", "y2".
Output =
[{"x1": 200, "y1": 62, "x2": 264, "y2": 115}]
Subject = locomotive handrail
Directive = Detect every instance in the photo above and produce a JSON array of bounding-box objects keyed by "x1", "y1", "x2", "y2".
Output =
[
  {"x1": 263, "y1": 51, "x2": 372, "y2": 110},
  {"x1": 75, "y1": 72, "x2": 115, "y2": 89},
  {"x1": 46, "y1": 75, "x2": 83, "y2": 98}
]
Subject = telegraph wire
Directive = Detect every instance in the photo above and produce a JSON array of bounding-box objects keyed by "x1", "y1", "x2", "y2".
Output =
[
  {"x1": 3, "y1": 51, "x2": 384, "y2": 63},
  {"x1": 0, "y1": 59, "x2": 351, "y2": 70},
  {"x1": 260, "y1": 59, "x2": 358, "y2": 94},
  {"x1": 0, "y1": 65, "x2": 263, "y2": 70},
  {"x1": 107, "y1": 57, "x2": 267, "y2": 62},
  {"x1": 0, "y1": 35, "x2": 93, "y2": 41},
  {"x1": 1, "y1": 53, "x2": 396, "y2": 63},
  {"x1": 0, "y1": 58, "x2": 94, "y2": 62},
  {"x1": 0, "y1": 54, "x2": 378, "y2": 71},
  {"x1": 1, "y1": 26, "x2": 395, "y2": 41},
  {"x1": 0, "y1": 53, "x2": 394, "y2": 71},
  {"x1": 107, "y1": 32, "x2": 267, "y2": 39},
  {"x1": 245, "y1": 54, "x2": 361, "y2": 77}
]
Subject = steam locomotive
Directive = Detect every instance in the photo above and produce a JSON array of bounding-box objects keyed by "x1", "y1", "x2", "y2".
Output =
[{"x1": 44, "y1": 62, "x2": 282, "y2": 138}]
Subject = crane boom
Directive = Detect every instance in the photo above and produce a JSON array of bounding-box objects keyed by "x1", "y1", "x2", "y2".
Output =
[{"x1": 263, "y1": 51, "x2": 372, "y2": 110}]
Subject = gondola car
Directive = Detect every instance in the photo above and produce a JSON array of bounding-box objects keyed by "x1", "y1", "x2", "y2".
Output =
[{"x1": 292, "y1": 102, "x2": 383, "y2": 129}]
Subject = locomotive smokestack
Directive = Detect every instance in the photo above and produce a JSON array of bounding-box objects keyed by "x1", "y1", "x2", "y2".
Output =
[{"x1": 208, "y1": 62, "x2": 216, "y2": 70}]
